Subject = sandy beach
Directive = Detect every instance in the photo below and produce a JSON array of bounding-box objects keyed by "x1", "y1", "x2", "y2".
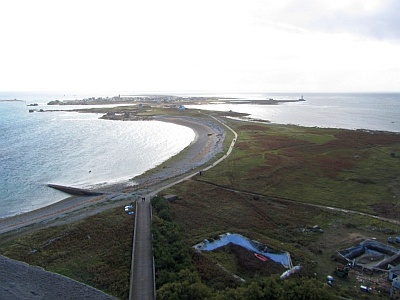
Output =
[{"x1": 0, "y1": 115, "x2": 225, "y2": 235}]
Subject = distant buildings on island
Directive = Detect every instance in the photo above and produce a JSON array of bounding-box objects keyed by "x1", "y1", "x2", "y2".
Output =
[{"x1": 47, "y1": 95, "x2": 206, "y2": 106}]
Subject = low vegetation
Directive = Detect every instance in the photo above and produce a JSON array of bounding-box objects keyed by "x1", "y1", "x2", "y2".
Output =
[
  {"x1": 151, "y1": 196, "x2": 335, "y2": 299},
  {"x1": 0, "y1": 207, "x2": 134, "y2": 299},
  {"x1": 162, "y1": 116, "x2": 400, "y2": 298}
]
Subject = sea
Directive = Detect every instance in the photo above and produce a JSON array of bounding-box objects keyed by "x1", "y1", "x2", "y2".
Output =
[
  {"x1": 0, "y1": 92, "x2": 195, "y2": 218},
  {"x1": 185, "y1": 92, "x2": 400, "y2": 133},
  {"x1": 1, "y1": 91, "x2": 399, "y2": 219}
]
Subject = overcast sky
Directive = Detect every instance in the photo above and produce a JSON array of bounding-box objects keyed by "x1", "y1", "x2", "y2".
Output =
[{"x1": 1, "y1": 0, "x2": 399, "y2": 93}]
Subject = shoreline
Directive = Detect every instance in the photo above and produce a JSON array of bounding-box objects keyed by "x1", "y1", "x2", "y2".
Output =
[
  {"x1": 1, "y1": 109, "x2": 399, "y2": 299},
  {"x1": 0, "y1": 115, "x2": 225, "y2": 235},
  {"x1": 2, "y1": 110, "x2": 398, "y2": 235},
  {"x1": 2, "y1": 109, "x2": 399, "y2": 232}
]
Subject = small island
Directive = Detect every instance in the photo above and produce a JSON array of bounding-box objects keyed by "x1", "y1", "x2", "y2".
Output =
[
  {"x1": 0, "y1": 99, "x2": 24, "y2": 102},
  {"x1": 47, "y1": 94, "x2": 305, "y2": 107}
]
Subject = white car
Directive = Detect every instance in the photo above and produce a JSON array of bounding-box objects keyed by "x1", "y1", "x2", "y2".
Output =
[{"x1": 124, "y1": 205, "x2": 133, "y2": 211}]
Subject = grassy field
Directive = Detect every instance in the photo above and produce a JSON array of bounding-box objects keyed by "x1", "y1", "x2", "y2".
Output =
[
  {"x1": 192, "y1": 120, "x2": 400, "y2": 214},
  {"x1": 161, "y1": 115, "x2": 400, "y2": 298},
  {"x1": 1, "y1": 108, "x2": 400, "y2": 298}
]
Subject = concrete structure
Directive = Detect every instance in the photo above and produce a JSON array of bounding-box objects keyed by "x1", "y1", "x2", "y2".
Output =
[
  {"x1": 338, "y1": 240, "x2": 400, "y2": 270},
  {"x1": 393, "y1": 277, "x2": 400, "y2": 290},
  {"x1": 389, "y1": 265, "x2": 400, "y2": 281},
  {"x1": 163, "y1": 194, "x2": 177, "y2": 202}
]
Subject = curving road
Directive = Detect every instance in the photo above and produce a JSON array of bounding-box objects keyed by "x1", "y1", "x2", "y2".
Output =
[
  {"x1": 0, "y1": 114, "x2": 237, "y2": 300},
  {"x1": 128, "y1": 115, "x2": 237, "y2": 299}
]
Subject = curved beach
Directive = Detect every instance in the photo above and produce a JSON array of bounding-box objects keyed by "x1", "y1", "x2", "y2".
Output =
[{"x1": 0, "y1": 115, "x2": 225, "y2": 235}]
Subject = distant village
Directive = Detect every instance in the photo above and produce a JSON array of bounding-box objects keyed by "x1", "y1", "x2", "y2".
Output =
[
  {"x1": 47, "y1": 95, "x2": 215, "y2": 106},
  {"x1": 46, "y1": 94, "x2": 306, "y2": 107}
]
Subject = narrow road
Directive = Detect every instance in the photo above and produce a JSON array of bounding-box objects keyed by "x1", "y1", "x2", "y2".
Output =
[
  {"x1": 129, "y1": 196, "x2": 155, "y2": 300},
  {"x1": 0, "y1": 114, "x2": 235, "y2": 300},
  {"x1": 128, "y1": 115, "x2": 238, "y2": 299}
]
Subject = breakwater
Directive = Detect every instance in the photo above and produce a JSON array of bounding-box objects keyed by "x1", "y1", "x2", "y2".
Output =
[{"x1": 47, "y1": 184, "x2": 106, "y2": 196}]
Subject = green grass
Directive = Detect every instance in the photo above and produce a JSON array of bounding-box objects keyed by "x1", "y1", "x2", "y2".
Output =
[
  {"x1": 163, "y1": 119, "x2": 399, "y2": 298},
  {"x1": 196, "y1": 120, "x2": 400, "y2": 214}
]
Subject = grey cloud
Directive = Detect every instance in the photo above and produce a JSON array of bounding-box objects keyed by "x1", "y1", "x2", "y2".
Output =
[
  {"x1": 255, "y1": 0, "x2": 400, "y2": 41},
  {"x1": 311, "y1": 0, "x2": 400, "y2": 40}
]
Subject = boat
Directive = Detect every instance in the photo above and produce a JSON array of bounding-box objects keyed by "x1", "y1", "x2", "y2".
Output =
[
  {"x1": 280, "y1": 265, "x2": 302, "y2": 280},
  {"x1": 254, "y1": 253, "x2": 268, "y2": 262}
]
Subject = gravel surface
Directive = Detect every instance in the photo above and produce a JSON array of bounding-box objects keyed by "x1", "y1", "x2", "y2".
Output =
[
  {"x1": 0, "y1": 255, "x2": 116, "y2": 300},
  {"x1": 133, "y1": 115, "x2": 225, "y2": 187}
]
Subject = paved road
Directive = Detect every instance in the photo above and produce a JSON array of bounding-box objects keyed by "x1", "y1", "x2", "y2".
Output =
[
  {"x1": 129, "y1": 196, "x2": 155, "y2": 300},
  {"x1": 128, "y1": 116, "x2": 238, "y2": 299}
]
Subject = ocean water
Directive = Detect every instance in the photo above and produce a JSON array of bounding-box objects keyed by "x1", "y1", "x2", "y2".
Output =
[
  {"x1": 1, "y1": 92, "x2": 399, "y2": 218},
  {"x1": 186, "y1": 92, "x2": 400, "y2": 133},
  {"x1": 0, "y1": 94, "x2": 195, "y2": 218}
]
